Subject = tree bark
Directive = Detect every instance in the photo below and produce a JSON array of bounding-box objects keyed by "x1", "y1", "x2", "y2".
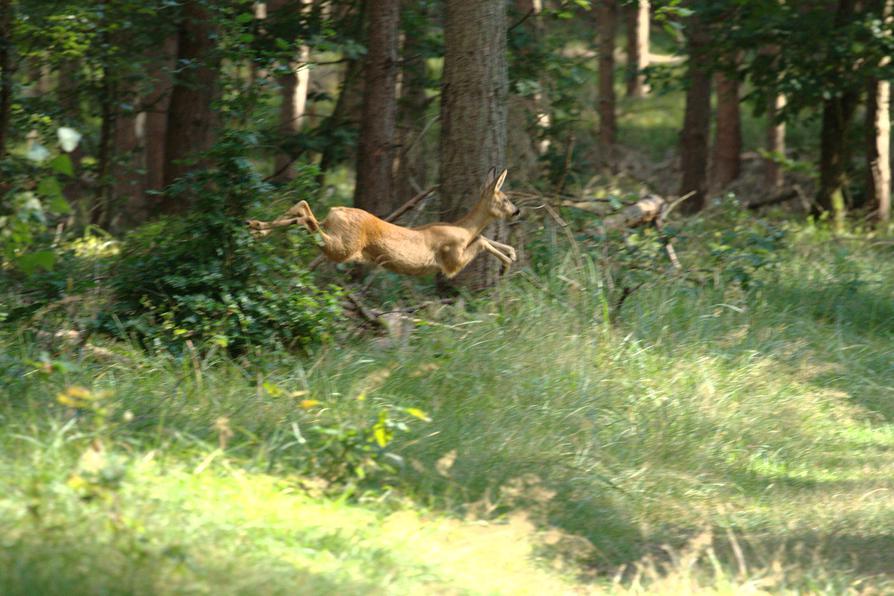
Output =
[
  {"x1": 710, "y1": 65, "x2": 741, "y2": 189},
  {"x1": 508, "y1": 0, "x2": 549, "y2": 177},
  {"x1": 269, "y1": 0, "x2": 312, "y2": 183},
  {"x1": 866, "y1": 0, "x2": 892, "y2": 224},
  {"x1": 394, "y1": 0, "x2": 431, "y2": 205},
  {"x1": 625, "y1": 0, "x2": 650, "y2": 98},
  {"x1": 163, "y1": 0, "x2": 220, "y2": 208},
  {"x1": 678, "y1": 15, "x2": 711, "y2": 214},
  {"x1": 815, "y1": 0, "x2": 858, "y2": 225},
  {"x1": 143, "y1": 35, "x2": 178, "y2": 199},
  {"x1": 765, "y1": 92, "x2": 786, "y2": 189},
  {"x1": 355, "y1": 0, "x2": 399, "y2": 216},
  {"x1": 316, "y1": 4, "x2": 366, "y2": 189},
  {"x1": 817, "y1": 92, "x2": 859, "y2": 221},
  {"x1": 0, "y1": 0, "x2": 13, "y2": 158},
  {"x1": 440, "y1": 0, "x2": 508, "y2": 288},
  {"x1": 95, "y1": 6, "x2": 116, "y2": 228},
  {"x1": 596, "y1": 0, "x2": 618, "y2": 149}
]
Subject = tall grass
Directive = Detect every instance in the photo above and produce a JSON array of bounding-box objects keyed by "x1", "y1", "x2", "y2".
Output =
[{"x1": 2, "y1": 222, "x2": 894, "y2": 593}]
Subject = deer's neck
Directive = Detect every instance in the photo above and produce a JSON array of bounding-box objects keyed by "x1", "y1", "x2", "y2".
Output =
[{"x1": 455, "y1": 199, "x2": 493, "y2": 237}]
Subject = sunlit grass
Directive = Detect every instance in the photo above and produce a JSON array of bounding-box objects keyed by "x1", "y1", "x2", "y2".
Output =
[{"x1": 2, "y1": 223, "x2": 894, "y2": 593}]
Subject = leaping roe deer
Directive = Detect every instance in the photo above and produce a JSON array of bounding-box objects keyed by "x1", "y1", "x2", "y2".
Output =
[{"x1": 246, "y1": 168, "x2": 519, "y2": 278}]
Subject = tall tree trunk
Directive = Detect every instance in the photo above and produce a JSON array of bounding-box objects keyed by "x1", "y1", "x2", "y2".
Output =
[
  {"x1": 710, "y1": 65, "x2": 741, "y2": 189},
  {"x1": 0, "y1": 0, "x2": 13, "y2": 158},
  {"x1": 815, "y1": 0, "x2": 858, "y2": 225},
  {"x1": 625, "y1": 0, "x2": 650, "y2": 98},
  {"x1": 765, "y1": 92, "x2": 786, "y2": 189},
  {"x1": 758, "y1": 44, "x2": 786, "y2": 189},
  {"x1": 596, "y1": 0, "x2": 618, "y2": 150},
  {"x1": 95, "y1": 20, "x2": 116, "y2": 228},
  {"x1": 143, "y1": 35, "x2": 178, "y2": 201},
  {"x1": 866, "y1": 0, "x2": 892, "y2": 224},
  {"x1": 355, "y1": 0, "x2": 399, "y2": 216},
  {"x1": 440, "y1": 0, "x2": 508, "y2": 288},
  {"x1": 316, "y1": 57, "x2": 363, "y2": 187},
  {"x1": 817, "y1": 92, "x2": 858, "y2": 222},
  {"x1": 316, "y1": 4, "x2": 365, "y2": 189},
  {"x1": 508, "y1": 0, "x2": 548, "y2": 179},
  {"x1": 57, "y1": 59, "x2": 81, "y2": 122},
  {"x1": 678, "y1": 14, "x2": 711, "y2": 214},
  {"x1": 163, "y1": 0, "x2": 219, "y2": 209},
  {"x1": 269, "y1": 0, "x2": 312, "y2": 183},
  {"x1": 110, "y1": 89, "x2": 143, "y2": 231},
  {"x1": 394, "y1": 0, "x2": 431, "y2": 205}
]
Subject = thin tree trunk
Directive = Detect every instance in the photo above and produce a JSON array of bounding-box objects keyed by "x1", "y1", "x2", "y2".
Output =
[
  {"x1": 815, "y1": 0, "x2": 858, "y2": 225},
  {"x1": 316, "y1": 57, "x2": 363, "y2": 187},
  {"x1": 355, "y1": 0, "x2": 399, "y2": 216},
  {"x1": 596, "y1": 0, "x2": 618, "y2": 149},
  {"x1": 163, "y1": 0, "x2": 219, "y2": 209},
  {"x1": 143, "y1": 35, "x2": 178, "y2": 199},
  {"x1": 506, "y1": 0, "x2": 550, "y2": 182},
  {"x1": 316, "y1": 4, "x2": 365, "y2": 188},
  {"x1": 817, "y1": 92, "x2": 859, "y2": 223},
  {"x1": 440, "y1": 0, "x2": 508, "y2": 288},
  {"x1": 394, "y1": 0, "x2": 431, "y2": 205},
  {"x1": 0, "y1": 0, "x2": 13, "y2": 157},
  {"x1": 57, "y1": 59, "x2": 81, "y2": 121},
  {"x1": 110, "y1": 87, "x2": 143, "y2": 230},
  {"x1": 678, "y1": 14, "x2": 711, "y2": 214},
  {"x1": 270, "y1": 0, "x2": 312, "y2": 183},
  {"x1": 867, "y1": 0, "x2": 892, "y2": 224},
  {"x1": 625, "y1": 0, "x2": 650, "y2": 98},
  {"x1": 95, "y1": 9, "x2": 116, "y2": 228},
  {"x1": 710, "y1": 65, "x2": 741, "y2": 189},
  {"x1": 765, "y1": 92, "x2": 786, "y2": 189}
]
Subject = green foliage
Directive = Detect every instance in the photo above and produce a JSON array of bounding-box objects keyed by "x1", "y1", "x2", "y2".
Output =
[
  {"x1": 0, "y1": 133, "x2": 77, "y2": 278},
  {"x1": 106, "y1": 135, "x2": 343, "y2": 353}
]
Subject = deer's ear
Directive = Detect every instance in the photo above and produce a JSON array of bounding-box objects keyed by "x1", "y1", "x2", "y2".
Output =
[
  {"x1": 494, "y1": 169, "x2": 508, "y2": 192},
  {"x1": 483, "y1": 167, "x2": 497, "y2": 188}
]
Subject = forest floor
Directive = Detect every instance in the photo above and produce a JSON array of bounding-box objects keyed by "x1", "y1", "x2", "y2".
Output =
[{"x1": 2, "y1": 215, "x2": 894, "y2": 594}]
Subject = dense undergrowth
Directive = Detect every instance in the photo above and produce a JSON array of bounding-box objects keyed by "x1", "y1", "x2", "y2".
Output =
[{"x1": 2, "y1": 209, "x2": 894, "y2": 593}]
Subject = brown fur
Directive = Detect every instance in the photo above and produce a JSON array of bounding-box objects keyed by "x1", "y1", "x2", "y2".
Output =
[{"x1": 247, "y1": 169, "x2": 519, "y2": 278}]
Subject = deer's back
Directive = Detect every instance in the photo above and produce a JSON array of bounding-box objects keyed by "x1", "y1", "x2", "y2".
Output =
[{"x1": 322, "y1": 207, "x2": 466, "y2": 275}]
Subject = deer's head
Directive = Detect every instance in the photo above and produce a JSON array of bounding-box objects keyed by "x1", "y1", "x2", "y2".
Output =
[{"x1": 481, "y1": 168, "x2": 519, "y2": 219}]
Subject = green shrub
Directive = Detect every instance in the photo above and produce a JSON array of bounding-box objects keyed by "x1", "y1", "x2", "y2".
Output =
[{"x1": 105, "y1": 135, "x2": 343, "y2": 353}]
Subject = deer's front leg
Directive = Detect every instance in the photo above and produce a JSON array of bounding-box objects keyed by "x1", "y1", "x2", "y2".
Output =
[
  {"x1": 440, "y1": 238, "x2": 486, "y2": 278},
  {"x1": 479, "y1": 236, "x2": 516, "y2": 262}
]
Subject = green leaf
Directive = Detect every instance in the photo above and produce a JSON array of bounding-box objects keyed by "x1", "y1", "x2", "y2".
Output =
[
  {"x1": 37, "y1": 177, "x2": 63, "y2": 199},
  {"x1": 50, "y1": 154, "x2": 74, "y2": 177},
  {"x1": 235, "y1": 12, "x2": 254, "y2": 24},
  {"x1": 17, "y1": 251, "x2": 56, "y2": 276},
  {"x1": 275, "y1": 37, "x2": 290, "y2": 50},
  {"x1": 238, "y1": 33, "x2": 255, "y2": 44},
  {"x1": 49, "y1": 195, "x2": 72, "y2": 215}
]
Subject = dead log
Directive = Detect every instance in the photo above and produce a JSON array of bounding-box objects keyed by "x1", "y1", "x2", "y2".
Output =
[{"x1": 601, "y1": 194, "x2": 667, "y2": 230}]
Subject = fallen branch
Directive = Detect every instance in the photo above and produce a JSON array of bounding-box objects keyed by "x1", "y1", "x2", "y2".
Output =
[
  {"x1": 601, "y1": 194, "x2": 668, "y2": 231},
  {"x1": 746, "y1": 188, "x2": 799, "y2": 210}
]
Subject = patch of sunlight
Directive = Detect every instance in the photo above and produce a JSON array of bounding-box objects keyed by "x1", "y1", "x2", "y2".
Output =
[{"x1": 130, "y1": 459, "x2": 585, "y2": 595}]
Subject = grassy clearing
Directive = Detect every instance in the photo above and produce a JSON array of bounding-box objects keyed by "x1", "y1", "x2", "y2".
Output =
[{"x1": 2, "y1": 219, "x2": 894, "y2": 593}]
